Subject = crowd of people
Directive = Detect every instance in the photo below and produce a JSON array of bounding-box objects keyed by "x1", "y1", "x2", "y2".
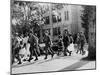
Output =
[{"x1": 11, "y1": 29, "x2": 87, "y2": 65}]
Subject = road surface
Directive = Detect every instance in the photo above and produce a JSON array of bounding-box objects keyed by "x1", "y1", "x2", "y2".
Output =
[{"x1": 12, "y1": 53, "x2": 96, "y2": 74}]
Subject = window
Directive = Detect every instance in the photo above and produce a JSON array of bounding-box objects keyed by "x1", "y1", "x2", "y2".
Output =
[
  {"x1": 58, "y1": 27, "x2": 61, "y2": 35},
  {"x1": 67, "y1": 11, "x2": 69, "y2": 20},
  {"x1": 44, "y1": 16, "x2": 50, "y2": 24},
  {"x1": 58, "y1": 13, "x2": 61, "y2": 22},
  {"x1": 52, "y1": 13, "x2": 62, "y2": 23},
  {"x1": 53, "y1": 27, "x2": 60, "y2": 36},
  {"x1": 52, "y1": 15, "x2": 57, "y2": 23},
  {"x1": 58, "y1": 16, "x2": 61, "y2": 22},
  {"x1": 53, "y1": 28, "x2": 57, "y2": 36},
  {"x1": 65, "y1": 11, "x2": 67, "y2": 20},
  {"x1": 65, "y1": 11, "x2": 69, "y2": 21}
]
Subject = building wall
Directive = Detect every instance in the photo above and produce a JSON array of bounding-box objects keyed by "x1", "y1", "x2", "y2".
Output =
[
  {"x1": 41, "y1": 4, "x2": 83, "y2": 41},
  {"x1": 70, "y1": 5, "x2": 83, "y2": 34}
]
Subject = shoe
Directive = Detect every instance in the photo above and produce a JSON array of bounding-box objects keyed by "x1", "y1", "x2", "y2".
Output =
[
  {"x1": 51, "y1": 54, "x2": 54, "y2": 58},
  {"x1": 44, "y1": 56, "x2": 47, "y2": 60},
  {"x1": 18, "y1": 62, "x2": 22, "y2": 64},
  {"x1": 23, "y1": 59, "x2": 26, "y2": 61},
  {"x1": 69, "y1": 53, "x2": 71, "y2": 56},
  {"x1": 28, "y1": 59, "x2": 31, "y2": 62},
  {"x1": 69, "y1": 51, "x2": 72, "y2": 56},
  {"x1": 28, "y1": 58, "x2": 33, "y2": 62},
  {"x1": 34, "y1": 58, "x2": 38, "y2": 61},
  {"x1": 64, "y1": 53, "x2": 67, "y2": 56},
  {"x1": 82, "y1": 52, "x2": 85, "y2": 55}
]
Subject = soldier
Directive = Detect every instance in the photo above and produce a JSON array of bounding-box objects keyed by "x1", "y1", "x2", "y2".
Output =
[
  {"x1": 80, "y1": 32, "x2": 87, "y2": 55},
  {"x1": 63, "y1": 29, "x2": 71, "y2": 56},
  {"x1": 76, "y1": 32, "x2": 81, "y2": 54},
  {"x1": 28, "y1": 32, "x2": 39, "y2": 62},
  {"x1": 34, "y1": 33, "x2": 40, "y2": 56},
  {"x1": 43, "y1": 30, "x2": 54, "y2": 59}
]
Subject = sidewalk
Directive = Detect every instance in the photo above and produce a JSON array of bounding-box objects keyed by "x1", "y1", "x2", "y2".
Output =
[
  {"x1": 12, "y1": 53, "x2": 95, "y2": 74},
  {"x1": 76, "y1": 61, "x2": 96, "y2": 70}
]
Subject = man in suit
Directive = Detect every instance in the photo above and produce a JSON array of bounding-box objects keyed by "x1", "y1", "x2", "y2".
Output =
[
  {"x1": 43, "y1": 30, "x2": 54, "y2": 59},
  {"x1": 63, "y1": 29, "x2": 71, "y2": 56},
  {"x1": 28, "y1": 32, "x2": 39, "y2": 62},
  {"x1": 80, "y1": 32, "x2": 87, "y2": 55}
]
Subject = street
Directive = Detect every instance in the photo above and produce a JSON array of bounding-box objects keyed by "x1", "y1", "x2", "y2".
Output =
[
  {"x1": 12, "y1": 53, "x2": 96, "y2": 74},
  {"x1": 11, "y1": 1, "x2": 96, "y2": 74}
]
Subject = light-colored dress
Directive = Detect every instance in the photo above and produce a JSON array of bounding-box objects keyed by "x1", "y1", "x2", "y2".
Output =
[{"x1": 68, "y1": 43, "x2": 75, "y2": 52}]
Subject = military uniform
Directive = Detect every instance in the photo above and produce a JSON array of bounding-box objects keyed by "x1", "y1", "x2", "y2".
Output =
[
  {"x1": 43, "y1": 35, "x2": 54, "y2": 59},
  {"x1": 63, "y1": 34, "x2": 71, "y2": 56},
  {"x1": 80, "y1": 33, "x2": 86, "y2": 55},
  {"x1": 76, "y1": 34, "x2": 81, "y2": 54},
  {"x1": 28, "y1": 33, "x2": 39, "y2": 61}
]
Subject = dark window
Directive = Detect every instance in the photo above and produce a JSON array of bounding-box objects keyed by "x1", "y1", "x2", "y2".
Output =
[
  {"x1": 67, "y1": 11, "x2": 69, "y2": 20},
  {"x1": 65, "y1": 11, "x2": 69, "y2": 21},
  {"x1": 52, "y1": 15, "x2": 61, "y2": 23},
  {"x1": 52, "y1": 15, "x2": 57, "y2": 23},
  {"x1": 65, "y1": 11, "x2": 67, "y2": 20},
  {"x1": 58, "y1": 16, "x2": 61, "y2": 22},
  {"x1": 44, "y1": 16, "x2": 50, "y2": 24},
  {"x1": 53, "y1": 28, "x2": 57, "y2": 36},
  {"x1": 53, "y1": 27, "x2": 60, "y2": 36},
  {"x1": 58, "y1": 27, "x2": 61, "y2": 35},
  {"x1": 58, "y1": 13, "x2": 61, "y2": 22}
]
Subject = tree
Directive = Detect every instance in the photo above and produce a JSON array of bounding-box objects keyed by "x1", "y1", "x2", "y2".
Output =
[
  {"x1": 11, "y1": 1, "x2": 49, "y2": 36},
  {"x1": 81, "y1": 6, "x2": 96, "y2": 60},
  {"x1": 81, "y1": 6, "x2": 96, "y2": 42}
]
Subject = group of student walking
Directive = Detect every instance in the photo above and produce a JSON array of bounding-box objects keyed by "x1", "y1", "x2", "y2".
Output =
[{"x1": 12, "y1": 29, "x2": 87, "y2": 64}]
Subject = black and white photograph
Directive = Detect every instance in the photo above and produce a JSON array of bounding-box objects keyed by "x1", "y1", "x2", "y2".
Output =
[{"x1": 11, "y1": 0, "x2": 96, "y2": 74}]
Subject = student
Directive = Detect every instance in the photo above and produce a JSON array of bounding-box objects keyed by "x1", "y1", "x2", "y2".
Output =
[
  {"x1": 76, "y1": 32, "x2": 81, "y2": 54},
  {"x1": 28, "y1": 32, "x2": 39, "y2": 62},
  {"x1": 80, "y1": 32, "x2": 87, "y2": 55},
  {"x1": 43, "y1": 30, "x2": 54, "y2": 59},
  {"x1": 63, "y1": 29, "x2": 71, "y2": 56}
]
